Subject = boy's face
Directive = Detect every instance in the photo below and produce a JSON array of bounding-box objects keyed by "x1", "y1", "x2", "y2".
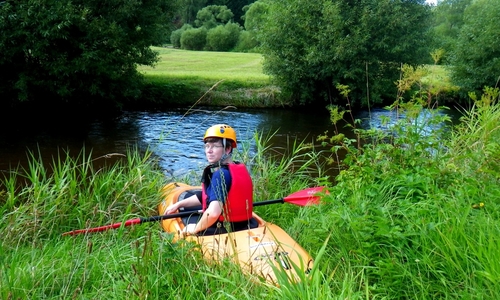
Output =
[{"x1": 204, "y1": 141, "x2": 226, "y2": 164}]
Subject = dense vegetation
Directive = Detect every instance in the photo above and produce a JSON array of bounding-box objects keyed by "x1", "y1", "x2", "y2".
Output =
[
  {"x1": 169, "y1": 4, "x2": 258, "y2": 52},
  {"x1": 2, "y1": 86, "x2": 500, "y2": 298},
  {"x1": 1, "y1": 0, "x2": 499, "y2": 112},
  {"x1": 429, "y1": 0, "x2": 472, "y2": 64},
  {"x1": 259, "y1": 0, "x2": 432, "y2": 107},
  {"x1": 0, "y1": 0, "x2": 177, "y2": 112},
  {"x1": 449, "y1": 0, "x2": 500, "y2": 96},
  {"x1": 175, "y1": 0, "x2": 255, "y2": 26}
]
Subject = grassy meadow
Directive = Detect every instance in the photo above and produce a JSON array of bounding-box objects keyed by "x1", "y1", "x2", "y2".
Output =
[
  {"x1": 136, "y1": 48, "x2": 459, "y2": 108},
  {"x1": 138, "y1": 47, "x2": 270, "y2": 85},
  {"x1": 137, "y1": 47, "x2": 285, "y2": 108}
]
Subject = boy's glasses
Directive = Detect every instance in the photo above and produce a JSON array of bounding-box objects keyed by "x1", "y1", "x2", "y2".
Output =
[{"x1": 204, "y1": 144, "x2": 224, "y2": 150}]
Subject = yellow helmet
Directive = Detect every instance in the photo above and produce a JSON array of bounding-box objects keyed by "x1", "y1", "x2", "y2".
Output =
[{"x1": 204, "y1": 124, "x2": 237, "y2": 148}]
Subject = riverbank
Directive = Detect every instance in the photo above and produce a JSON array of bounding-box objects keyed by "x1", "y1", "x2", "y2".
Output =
[
  {"x1": 136, "y1": 47, "x2": 289, "y2": 108},
  {"x1": 2, "y1": 90, "x2": 499, "y2": 298},
  {"x1": 136, "y1": 47, "x2": 459, "y2": 110}
]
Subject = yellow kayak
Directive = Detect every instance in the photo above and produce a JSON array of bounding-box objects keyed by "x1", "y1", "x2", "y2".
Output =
[{"x1": 158, "y1": 182, "x2": 318, "y2": 285}]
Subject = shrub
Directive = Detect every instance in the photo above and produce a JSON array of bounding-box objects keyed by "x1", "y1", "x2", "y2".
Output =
[
  {"x1": 170, "y1": 24, "x2": 193, "y2": 48},
  {"x1": 233, "y1": 30, "x2": 259, "y2": 53},
  {"x1": 195, "y1": 5, "x2": 234, "y2": 29},
  {"x1": 206, "y1": 22, "x2": 241, "y2": 52},
  {"x1": 450, "y1": 0, "x2": 500, "y2": 97},
  {"x1": 180, "y1": 27, "x2": 207, "y2": 51}
]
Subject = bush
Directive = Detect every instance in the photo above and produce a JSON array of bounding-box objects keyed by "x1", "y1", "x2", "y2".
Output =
[
  {"x1": 450, "y1": 0, "x2": 500, "y2": 97},
  {"x1": 180, "y1": 27, "x2": 208, "y2": 51},
  {"x1": 206, "y1": 22, "x2": 241, "y2": 52},
  {"x1": 170, "y1": 24, "x2": 193, "y2": 48},
  {"x1": 0, "y1": 0, "x2": 176, "y2": 107},
  {"x1": 292, "y1": 86, "x2": 500, "y2": 298},
  {"x1": 233, "y1": 30, "x2": 259, "y2": 53}
]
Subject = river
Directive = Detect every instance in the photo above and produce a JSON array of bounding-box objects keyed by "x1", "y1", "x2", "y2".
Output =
[{"x1": 0, "y1": 106, "x2": 461, "y2": 179}]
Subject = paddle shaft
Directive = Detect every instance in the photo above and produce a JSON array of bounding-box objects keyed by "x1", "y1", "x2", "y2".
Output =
[
  {"x1": 253, "y1": 198, "x2": 284, "y2": 206},
  {"x1": 62, "y1": 186, "x2": 325, "y2": 236},
  {"x1": 110, "y1": 200, "x2": 283, "y2": 225},
  {"x1": 141, "y1": 210, "x2": 203, "y2": 222},
  {"x1": 62, "y1": 202, "x2": 283, "y2": 236},
  {"x1": 62, "y1": 210, "x2": 203, "y2": 236}
]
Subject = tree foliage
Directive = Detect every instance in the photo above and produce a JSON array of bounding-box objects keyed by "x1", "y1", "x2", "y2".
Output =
[
  {"x1": 0, "y1": 0, "x2": 177, "y2": 109},
  {"x1": 209, "y1": 0, "x2": 256, "y2": 25},
  {"x1": 171, "y1": 24, "x2": 193, "y2": 48},
  {"x1": 195, "y1": 5, "x2": 234, "y2": 29},
  {"x1": 233, "y1": 31, "x2": 255, "y2": 52},
  {"x1": 430, "y1": 0, "x2": 472, "y2": 64},
  {"x1": 258, "y1": 0, "x2": 432, "y2": 108},
  {"x1": 177, "y1": 0, "x2": 208, "y2": 25},
  {"x1": 176, "y1": 0, "x2": 255, "y2": 26},
  {"x1": 181, "y1": 27, "x2": 208, "y2": 50},
  {"x1": 240, "y1": 0, "x2": 269, "y2": 51},
  {"x1": 177, "y1": 5, "x2": 248, "y2": 52},
  {"x1": 450, "y1": 0, "x2": 500, "y2": 95},
  {"x1": 206, "y1": 22, "x2": 242, "y2": 51},
  {"x1": 243, "y1": 0, "x2": 269, "y2": 32}
]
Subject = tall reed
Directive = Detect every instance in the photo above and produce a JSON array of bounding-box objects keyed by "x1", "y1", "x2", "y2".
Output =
[
  {"x1": 0, "y1": 128, "x2": 326, "y2": 299},
  {"x1": 4, "y1": 84, "x2": 499, "y2": 298},
  {"x1": 295, "y1": 84, "x2": 500, "y2": 298}
]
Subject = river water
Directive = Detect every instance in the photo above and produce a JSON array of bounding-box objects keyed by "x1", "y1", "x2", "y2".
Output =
[{"x1": 0, "y1": 106, "x2": 461, "y2": 179}]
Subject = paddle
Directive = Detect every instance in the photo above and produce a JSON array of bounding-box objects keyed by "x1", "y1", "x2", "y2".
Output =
[{"x1": 62, "y1": 186, "x2": 326, "y2": 236}]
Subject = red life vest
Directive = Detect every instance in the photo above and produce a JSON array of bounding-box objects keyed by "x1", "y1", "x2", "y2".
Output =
[{"x1": 201, "y1": 162, "x2": 253, "y2": 222}]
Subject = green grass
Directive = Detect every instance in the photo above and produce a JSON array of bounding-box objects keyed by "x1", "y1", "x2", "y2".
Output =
[
  {"x1": 136, "y1": 47, "x2": 286, "y2": 108},
  {"x1": 2, "y1": 87, "x2": 500, "y2": 298},
  {"x1": 136, "y1": 49, "x2": 459, "y2": 109},
  {"x1": 138, "y1": 47, "x2": 270, "y2": 85}
]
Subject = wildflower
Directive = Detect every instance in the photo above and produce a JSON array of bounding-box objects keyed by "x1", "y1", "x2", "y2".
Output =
[{"x1": 472, "y1": 202, "x2": 485, "y2": 209}]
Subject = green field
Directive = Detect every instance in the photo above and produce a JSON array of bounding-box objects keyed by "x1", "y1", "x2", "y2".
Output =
[
  {"x1": 138, "y1": 47, "x2": 270, "y2": 84},
  {"x1": 137, "y1": 47, "x2": 283, "y2": 107},
  {"x1": 137, "y1": 48, "x2": 458, "y2": 108}
]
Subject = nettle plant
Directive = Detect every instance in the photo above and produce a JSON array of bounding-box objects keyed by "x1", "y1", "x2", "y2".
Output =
[
  {"x1": 316, "y1": 68, "x2": 459, "y2": 290},
  {"x1": 319, "y1": 66, "x2": 453, "y2": 187}
]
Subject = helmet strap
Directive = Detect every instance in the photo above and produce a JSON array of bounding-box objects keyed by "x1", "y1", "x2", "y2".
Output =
[{"x1": 211, "y1": 138, "x2": 232, "y2": 167}]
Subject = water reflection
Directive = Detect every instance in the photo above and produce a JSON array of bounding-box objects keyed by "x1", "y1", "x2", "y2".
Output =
[
  {"x1": 355, "y1": 107, "x2": 457, "y2": 137},
  {"x1": 93, "y1": 108, "x2": 334, "y2": 176},
  {"x1": 128, "y1": 108, "x2": 268, "y2": 176},
  {"x1": 0, "y1": 106, "x2": 460, "y2": 178}
]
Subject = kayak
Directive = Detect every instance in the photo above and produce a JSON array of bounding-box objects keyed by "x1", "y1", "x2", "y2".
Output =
[{"x1": 158, "y1": 182, "x2": 314, "y2": 285}]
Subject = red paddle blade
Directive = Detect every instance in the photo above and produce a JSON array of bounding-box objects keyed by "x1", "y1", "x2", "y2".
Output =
[
  {"x1": 283, "y1": 186, "x2": 327, "y2": 206},
  {"x1": 62, "y1": 218, "x2": 142, "y2": 236}
]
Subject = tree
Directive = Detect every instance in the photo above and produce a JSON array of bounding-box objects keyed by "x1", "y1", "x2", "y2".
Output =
[
  {"x1": 0, "y1": 0, "x2": 177, "y2": 110},
  {"x1": 206, "y1": 22, "x2": 242, "y2": 51},
  {"x1": 207, "y1": 0, "x2": 255, "y2": 25},
  {"x1": 177, "y1": 0, "x2": 208, "y2": 25},
  {"x1": 259, "y1": 0, "x2": 432, "y2": 108},
  {"x1": 430, "y1": 0, "x2": 472, "y2": 64},
  {"x1": 195, "y1": 5, "x2": 233, "y2": 29},
  {"x1": 230, "y1": 0, "x2": 256, "y2": 25},
  {"x1": 450, "y1": 0, "x2": 500, "y2": 95},
  {"x1": 243, "y1": 0, "x2": 269, "y2": 32}
]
